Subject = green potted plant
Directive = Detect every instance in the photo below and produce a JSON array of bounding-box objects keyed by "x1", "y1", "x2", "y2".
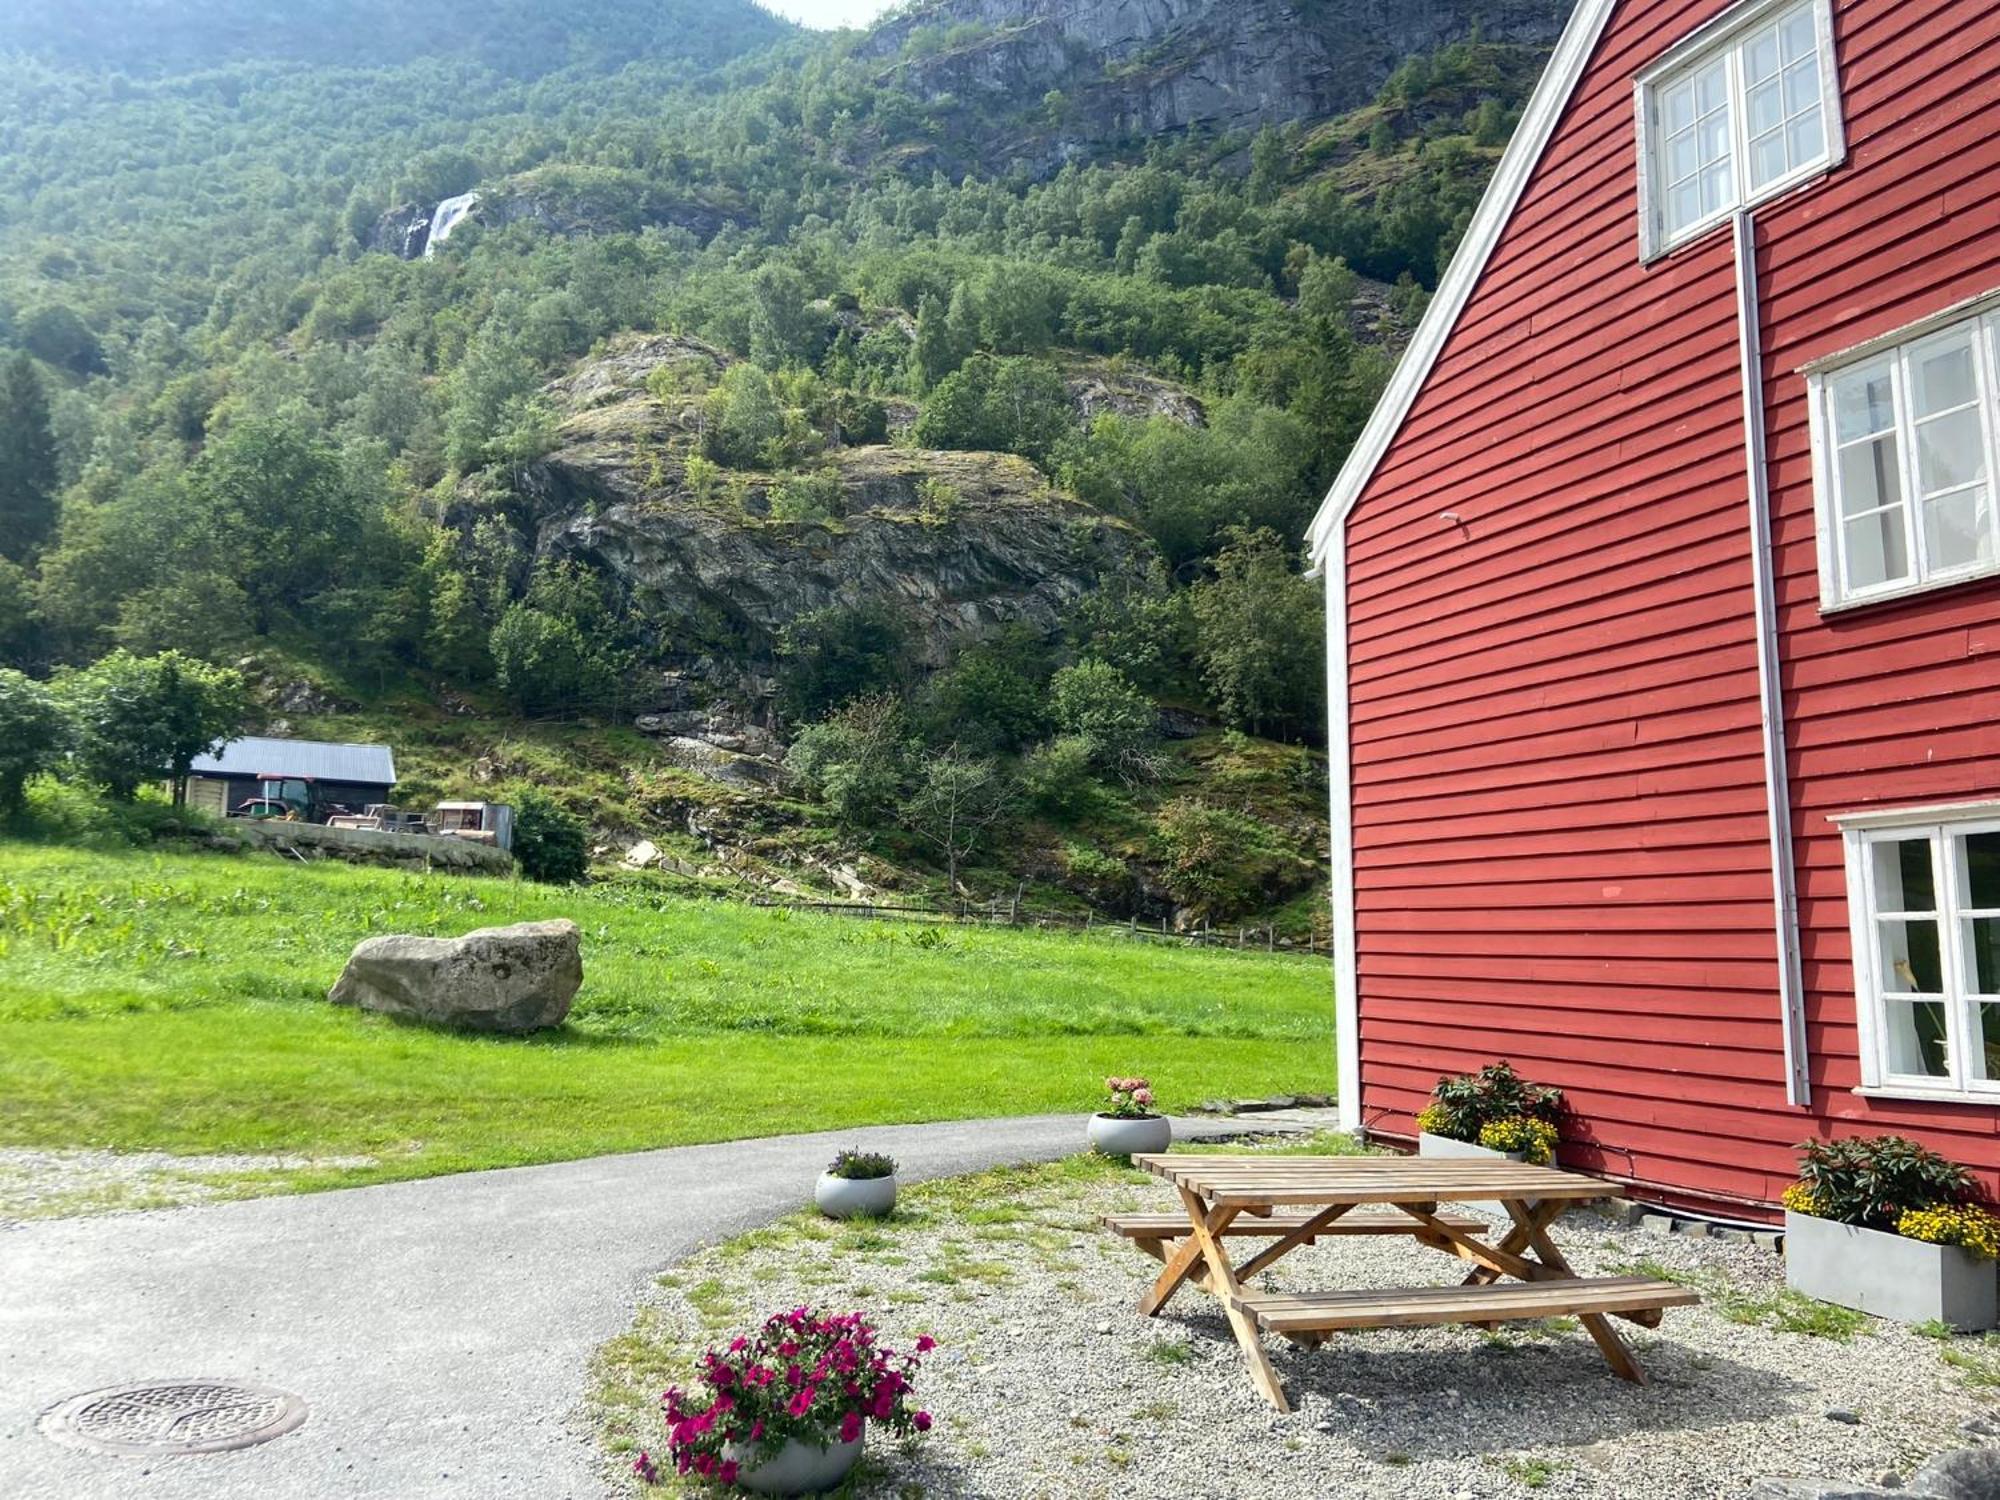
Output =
[
  {"x1": 1086, "y1": 1075, "x2": 1170, "y2": 1158},
  {"x1": 637, "y1": 1308, "x2": 932, "y2": 1494},
  {"x1": 814, "y1": 1149, "x2": 898, "y2": 1219},
  {"x1": 1782, "y1": 1134, "x2": 2000, "y2": 1329},
  {"x1": 1416, "y1": 1061, "x2": 1564, "y2": 1164}
]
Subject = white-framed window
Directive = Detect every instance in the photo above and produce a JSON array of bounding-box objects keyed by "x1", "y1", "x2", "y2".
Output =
[
  {"x1": 1806, "y1": 298, "x2": 2000, "y2": 610},
  {"x1": 1634, "y1": 0, "x2": 1844, "y2": 261},
  {"x1": 1836, "y1": 803, "x2": 2000, "y2": 1102}
]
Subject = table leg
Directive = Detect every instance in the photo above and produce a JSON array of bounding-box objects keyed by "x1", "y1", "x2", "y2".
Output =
[
  {"x1": 1501, "y1": 1200, "x2": 1649, "y2": 1383},
  {"x1": 1138, "y1": 1203, "x2": 1238, "y2": 1317},
  {"x1": 1177, "y1": 1184, "x2": 1291, "y2": 1414}
]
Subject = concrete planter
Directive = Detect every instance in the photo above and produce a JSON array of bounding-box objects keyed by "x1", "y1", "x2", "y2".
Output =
[
  {"x1": 814, "y1": 1171, "x2": 897, "y2": 1220},
  {"x1": 1088, "y1": 1113, "x2": 1172, "y2": 1158},
  {"x1": 1784, "y1": 1211, "x2": 1999, "y2": 1330},
  {"x1": 1419, "y1": 1131, "x2": 1527, "y2": 1217},
  {"x1": 725, "y1": 1433, "x2": 864, "y2": 1495}
]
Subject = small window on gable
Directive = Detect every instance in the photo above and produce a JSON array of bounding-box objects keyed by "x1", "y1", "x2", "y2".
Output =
[
  {"x1": 1636, "y1": 0, "x2": 1843, "y2": 260},
  {"x1": 1808, "y1": 301, "x2": 2000, "y2": 609}
]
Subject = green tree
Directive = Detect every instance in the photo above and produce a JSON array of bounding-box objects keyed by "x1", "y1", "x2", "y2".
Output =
[
  {"x1": 783, "y1": 695, "x2": 909, "y2": 828},
  {"x1": 490, "y1": 603, "x2": 618, "y2": 717},
  {"x1": 0, "y1": 668, "x2": 69, "y2": 813},
  {"x1": 1248, "y1": 125, "x2": 1286, "y2": 205},
  {"x1": 902, "y1": 746, "x2": 1010, "y2": 893},
  {"x1": 0, "y1": 354, "x2": 59, "y2": 563},
  {"x1": 910, "y1": 291, "x2": 962, "y2": 393},
  {"x1": 511, "y1": 786, "x2": 588, "y2": 883},
  {"x1": 912, "y1": 354, "x2": 1072, "y2": 467},
  {"x1": 703, "y1": 364, "x2": 786, "y2": 468},
  {"x1": 776, "y1": 603, "x2": 913, "y2": 723},
  {"x1": 1190, "y1": 527, "x2": 1323, "y2": 739},
  {"x1": 56, "y1": 649, "x2": 248, "y2": 802},
  {"x1": 1049, "y1": 658, "x2": 1156, "y2": 776}
]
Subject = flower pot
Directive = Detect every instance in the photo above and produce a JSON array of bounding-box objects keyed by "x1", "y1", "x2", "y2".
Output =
[
  {"x1": 1784, "y1": 1210, "x2": 1999, "y2": 1330},
  {"x1": 814, "y1": 1171, "x2": 897, "y2": 1219},
  {"x1": 724, "y1": 1434, "x2": 865, "y2": 1496},
  {"x1": 1088, "y1": 1112, "x2": 1171, "y2": 1158},
  {"x1": 1419, "y1": 1131, "x2": 1526, "y2": 1218}
]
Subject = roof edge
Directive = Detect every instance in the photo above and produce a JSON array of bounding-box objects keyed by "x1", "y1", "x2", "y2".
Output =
[{"x1": 1306, "y1": 0, "x2": 1622, "y2": 564}]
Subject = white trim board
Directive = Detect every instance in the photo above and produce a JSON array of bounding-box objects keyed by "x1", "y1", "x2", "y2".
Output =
[{"x1": 1305, "y1": 0, "x2": 1622, "y2": 566}]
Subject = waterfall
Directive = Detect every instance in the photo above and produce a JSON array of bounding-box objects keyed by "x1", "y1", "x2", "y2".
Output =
[{"x1": 423, "y1": 192, "x2": 481, "y2": 258}]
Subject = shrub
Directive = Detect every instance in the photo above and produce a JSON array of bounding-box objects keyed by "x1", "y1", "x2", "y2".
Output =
[
  {"x1": 1103, "y1": 1075, "x2": 1158, "y2": 1119},
  {"x1": 640, "y1": 1310, "x2": 932, "y2": 1487},
  {"x1": 767, "y1": 467, "x2": 844, "y2": 524},
  {"x1": 1478, "y1": 1116, "x2": 1558, "y2": 1165},
  {"x1": 827, "y1": 1149, "x2": 897, "y2": 1181},
  {"x1": 783, "y1": 698, "x2": 909, "y2": 829},
  {"x1": 511, "y1": 787, "x2": 588, "y2": 884},
  {"x1": 1020, "y1": 736, "x2": 1100, "y2": 819},
  {"x1": 1415, "y1": 1061, "x2": 1563, "y2": 1145},
  {"x1": 1790, "y1": 1135, "x2": 1975, "y2": 1232},
  {"x1": 0, "y1": 668, "x2": 69, "y2": 813},
  {"x1": 1149, "y1": 797, "x2": 1307, "y2": 922},
  {"x1": 1049, "y1": 658, "x2": 1155, "y2": 776}
]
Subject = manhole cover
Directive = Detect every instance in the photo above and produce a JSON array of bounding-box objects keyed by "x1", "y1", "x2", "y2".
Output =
[{"x1": 42, "y1": 1380, "x2": 307, "y2": 1456}]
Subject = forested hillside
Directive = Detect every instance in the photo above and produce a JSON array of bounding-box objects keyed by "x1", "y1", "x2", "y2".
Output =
[{"x1": 0, "y1": 0, "x2": 1568, "y2": 928}]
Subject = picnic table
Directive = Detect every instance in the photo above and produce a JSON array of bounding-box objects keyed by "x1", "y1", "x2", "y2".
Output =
[{"x1": 1104, "y1": 1153, "x2": 1698, "y2": 1412}]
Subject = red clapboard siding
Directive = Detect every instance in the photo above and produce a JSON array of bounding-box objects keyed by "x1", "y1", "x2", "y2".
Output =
[{"x1": 1337, "y1": 0, "x2": 2000, "y2": 1215}]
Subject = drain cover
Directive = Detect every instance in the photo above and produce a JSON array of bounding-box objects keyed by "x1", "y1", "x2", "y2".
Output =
[{"x1": 42, "y1": 1380, "x2": 307, "y2": 1456}]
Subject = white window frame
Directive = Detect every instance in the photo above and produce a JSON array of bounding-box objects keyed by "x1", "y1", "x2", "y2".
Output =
[
  {"x1": 1634, "y1": 0, "x2": 1845, "y2": 262},
  {"x1": 1803, "y1": 290, "x2": 2000, "y2": 611},
  {"x1": 1834, "y1": 800, "x2": 2000, "y2": 1103}
]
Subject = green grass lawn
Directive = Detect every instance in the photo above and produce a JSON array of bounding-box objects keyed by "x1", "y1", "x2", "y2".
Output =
[{"x1": 0, "y1": 842, "x2": 1333, "y2": 1196}]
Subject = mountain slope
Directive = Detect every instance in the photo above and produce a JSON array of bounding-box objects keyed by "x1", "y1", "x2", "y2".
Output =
[{"x1": 1, "y1": 0, "x2": 793, "y2": 78}]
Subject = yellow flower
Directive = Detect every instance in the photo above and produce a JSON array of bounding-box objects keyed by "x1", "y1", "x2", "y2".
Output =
[
  {"x1": 1780, "y1": 1182, "x2": 1824, "y2": 1217},
  {"x1": 1897, "y1": 1203, "x2": 2000, "y2": 1260},
  {"x1": 1478, "y1": 1116, "x2": 1558, "y2": 1166}
]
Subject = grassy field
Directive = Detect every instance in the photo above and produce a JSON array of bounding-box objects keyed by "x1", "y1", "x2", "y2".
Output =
[{"x1": 0, "y1": 842, "x2": 1332, "y2": 1198}]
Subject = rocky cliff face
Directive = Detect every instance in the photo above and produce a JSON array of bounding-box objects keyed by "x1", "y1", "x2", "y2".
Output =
[
  {"x1": 450, "y1": 335, "x2": 1160, "y2": 688},
  {"x1": 867, "y1": 0, "x2": 1573, "y2": 169}
]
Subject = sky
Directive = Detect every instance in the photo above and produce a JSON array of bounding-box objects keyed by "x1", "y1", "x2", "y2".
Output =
[{"x1": 756, "y1": 0, "x2": 901, "y2": 28}]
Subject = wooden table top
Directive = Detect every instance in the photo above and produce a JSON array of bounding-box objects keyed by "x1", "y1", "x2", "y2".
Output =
[{"x1": 1129, "y1": 1153, "x2": 1622, "y2": 1207}]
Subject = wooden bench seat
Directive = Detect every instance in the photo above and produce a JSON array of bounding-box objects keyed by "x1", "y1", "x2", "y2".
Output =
[
  {"x1": 1233, "y1": 1275, "x2": 1698, "y2": 1335},
  {"x1": 1103, "y1": 1209, "x2": 1488, "y2": 1243}
]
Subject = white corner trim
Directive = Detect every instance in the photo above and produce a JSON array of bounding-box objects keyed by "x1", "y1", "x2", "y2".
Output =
[
  {"x1": 1732, "y1": 210, "x2": 1811, "y2": 1109},
  {"x1": 1829, "y1": 797, "x2": 2000, "y2": 830},
  {"x1": 1322, "y1": 532, "x2": 1361, "y2": 1133},
  {"x1": 1305, "y1": 0, "x2": 1621, "y2": 565}
]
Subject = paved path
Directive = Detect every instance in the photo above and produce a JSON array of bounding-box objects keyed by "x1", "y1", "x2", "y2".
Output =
[{"x1": 0, "y1": 1114, "x2": 1273, "y2": 1499}]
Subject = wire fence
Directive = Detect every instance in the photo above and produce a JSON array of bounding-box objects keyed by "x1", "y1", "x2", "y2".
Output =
[{"x1": 742, "y1": 893, "x2": 1330, "y2": 958}]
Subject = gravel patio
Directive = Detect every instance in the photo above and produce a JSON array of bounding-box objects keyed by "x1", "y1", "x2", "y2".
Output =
[{"x1": 593, "y1": 1146, "x2": 2000, "y2": 1498}]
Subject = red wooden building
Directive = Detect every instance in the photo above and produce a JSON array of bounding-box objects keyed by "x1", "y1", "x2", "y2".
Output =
[{"x1": 1308, "y1": 0, "x2": 2000, "y2": 1217}]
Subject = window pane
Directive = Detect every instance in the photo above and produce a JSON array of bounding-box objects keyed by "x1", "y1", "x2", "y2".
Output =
[
  {"x1": 1885, "y1": 998, "x2": 1952, "y2": 1078},
  {"x1": 1964, "y1": 832, "x2": 2000, "y2": 909},
  {"x1": 1695, "y1": 59, "x2": 1729, "y2": 114},
  {"x1": 1747, "y1": 79, "x2": 1784, "y2": 135},
  {"x1": 1743, "y1": 27, "x2": 1781, "y2": 84},
  {"x1": 1879, "y1": 918, "x2": 1943, "y2": 994},
  {"x1": 1874, "y1": 837, "x2": 1937, "y2": 911},
  {"x1": 1973, "y1": 1003, "x2": 2000, "y2": 1082},
  {"x1": 1663, "y1": 79, "x2": 1696, "y2": 133},
  {"x1": 1783, "y1": 56, "x2": 1820, "y2": 117},
  {"x1": 1922, "y1": 487, "x2": 1992, "y2": 572},
  {"x1": 1667, "y1": 131, "x2": 1698, "y2": 181},
  {"x1": 1668, "y1": 181, "x2": 1700, "y2": 233},
  {"x1": 1917, "y1": 409, "x2": 1987, "y2": 494},
  {"x1": 1838, "y1": 436, "x2": 1902, "y2": 516},
  {"x1": 1751, "y1": 131, "x2": 1788, "y2": 188},
  {"x1": 1780, "y1": 5, "x2": 1817, "y2": 61},
  {"x1": 1698, "y1": 113, "x2": 1730, "y2": 165},
  {"x1": 1833, "y1": 367, "x2": 1897, "y2": 441},
  {"x1": 1911, "y1": 338, "x2": 1978, "y2": 417},
  {"x1": 1965, "y1": 918, "x2": 2000, "y2": 996},
  {"x1": 1700, "y1": 161, "x2": 1733, "y2": 214},
  {"x1": 1785, "y1": 112, "x2": 1824, "y2": 171},
  {"x1": 1843, "y1": 511, "x2": 1909, "y2": 588}
]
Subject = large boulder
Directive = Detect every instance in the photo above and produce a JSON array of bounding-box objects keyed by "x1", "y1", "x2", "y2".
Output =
[{"x1": 328, "y1": 920, "x2": 582, "y2": 1033}]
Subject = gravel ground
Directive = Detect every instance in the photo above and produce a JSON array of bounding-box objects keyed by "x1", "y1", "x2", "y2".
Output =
[
  {"x1": 594, "y1": 1153, "x2": 2000, "y2": 1499},
  {"x1": 0, "y1": 1147, "x2": 376, "y2": 1224}
]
